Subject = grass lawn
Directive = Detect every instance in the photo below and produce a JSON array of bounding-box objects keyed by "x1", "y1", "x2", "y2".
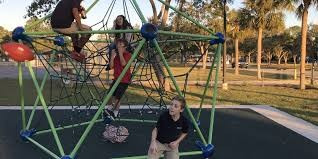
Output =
[
  {"x1": 131, "y1": 65, "x2": 297, "y2": 82},
  {"x1": 0, "y1": 77, "x2": 317, "y2": 125}
]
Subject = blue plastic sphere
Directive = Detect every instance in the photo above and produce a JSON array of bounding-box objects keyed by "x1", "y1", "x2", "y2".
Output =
[
  {"x1": 12, "y1": 27, "x2": 32, "y2": 42},
  {"x1": 61, "y1": 155, "x2": 72, "y2": 159},
  {"x1": 210, "y1": 32, "x2": 225, "y2": 45},
  {"x1": 20, "y1": 128, "x2": 36, "y2": 141},
  {"x1": 54, "y1": 36, "x2": 65, "y2": 46},
  {"x1": 195, "y1": 140, "x2": 215, "y2": 158},
  {"x1": 140, "y1": 23, "x2": 158, "y2": 41}
]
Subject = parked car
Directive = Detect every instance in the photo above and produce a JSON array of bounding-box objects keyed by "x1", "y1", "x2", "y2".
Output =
[{"x1": 232, "y1": 60, "x2": 248, "y2": 69}]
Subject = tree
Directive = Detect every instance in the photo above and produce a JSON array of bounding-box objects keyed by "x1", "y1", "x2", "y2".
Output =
[
  {"x1": 24, "y1": 18, "x2": 54, "y2": 52},
  {"x1": 26, "y1": 0, "x2": 59, "y2": 18},
  {"x1": 228, "y1": 10, "x2": 254, "y2": 75},
  {"x1": 171, "y1": 0, "x2": 186, "y2": 32},
  {"x1": 273, "y1": 46, "x2": 285, "y2": 65},
  {"x1": 211, "y1": 0, "x2": 233, "y2": 87},
  {"x1": 282, "y1": 51, "x2": 290, "y2": 65},
  {"x1": 240, "y1": 37, "x2": 257, "y2": 63},
  {"x1": 175, "y1": 1, "x2": 222, "y2": 69},
  {"x1": 161, "y1": 0, "x2": 172, "y2": 27},
  {"x1": 263, "y1": 49, "x2": 273, "y2": 65},
  {"x1": 0, "y1": 26, "x2": 10, "y2": 40},
  {"x1": 292, "y1": 0, "x2": 318, "y2": 89},
  {"x1": 239, "y1": 0, "x2": 291, "y2": 80}
]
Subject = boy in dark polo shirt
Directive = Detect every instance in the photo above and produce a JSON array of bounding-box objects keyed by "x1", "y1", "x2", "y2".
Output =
[
  {"x1": 51, "y1": 0, "x2": 92, "y2": 62},
  {"x1": 148, "y1": 96, "x2": 189, "y2": 159},
  {"x1": 105, "y1": 38, "x2": 132, "y2": 118}
]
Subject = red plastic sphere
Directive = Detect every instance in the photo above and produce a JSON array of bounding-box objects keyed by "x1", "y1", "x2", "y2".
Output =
[{"x1": 1, "y1": 42, "x2": 34, "y2": 62}]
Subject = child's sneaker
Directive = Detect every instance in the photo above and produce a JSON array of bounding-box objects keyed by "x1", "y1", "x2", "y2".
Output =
[{"x1": 70, "y1": 51, "x2": 85, "y2": 63}]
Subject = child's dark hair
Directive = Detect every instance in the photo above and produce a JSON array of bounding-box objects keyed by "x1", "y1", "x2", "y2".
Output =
[
  {"x1": 172, "y1": 95, "x2": 186, "y2": 109},
  {"x1": 115, "y1": 15, "x2": 133, "y2": 29},
  {"x1": 115, "y1": 38, "x2": 129, "y2": 47}
]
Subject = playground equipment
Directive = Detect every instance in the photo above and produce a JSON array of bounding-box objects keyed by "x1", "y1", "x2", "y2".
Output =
[{"x1": 0, "y1": 0, "x2": 224, "y2": 158}]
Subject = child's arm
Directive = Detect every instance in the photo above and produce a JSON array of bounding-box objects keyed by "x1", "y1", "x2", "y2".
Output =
[
  {"x1": 151, "y1": 127, "x2": 158, "y2": 142},
  {"x1": 118, "y1": 50, "x2": 131, "y2": 66},
  {"x1": 118, "y1": 51, "x2": 127, "y2": 66},
  {"x1": 169, "y1": 133, "x2": 187, "y2": 149},
  {"x1": 109, "y1": 50, "x2": 116, "y2": 69},
  {"x1": 149, "y1": 128, "x2": 158, "y2": 153}
]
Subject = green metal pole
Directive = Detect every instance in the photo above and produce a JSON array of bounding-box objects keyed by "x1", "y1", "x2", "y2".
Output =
[
  {"x1": 26, "y1": 62, "x2": 65, "y2": 156},
  {"x1": 18, "y1": 62, "x2": 26, "y2": 131},
  {"x1": 85, "y1": 0, "x2": 100, "y2": 13},
  {"x1": 116, "y1": 118, "x2": 156, "y2": 123},
  {"x1": 69, "y1": 39, "x2": 146, "y2": 158},
  {"x1": 196, "y1": 52, "x2": 217, "y2": 121},
  {"x1": 25, "y1": 14, "x2": 52, "y2": 30},
  {"x1": 158, "y1": 30, "x2": 217, "y2": 39},
  {"x1": 157, "y1": 0, "x2": 214, "y2": 34},
  {"x1": 35, "y1": 118, "x2": 156, "y2": 135},
  {"x1": 152, "y1": 40, "x2": 207, "y2": 145},
  {"x1": 25, "y1": 137, "x2": 60, "y2": 159},
  {"x1": 130, "y1": 0, "x2": 147, "y2": 23},
  {"x1": 36, "y1": 119, "x2": 104, "y2": 135},
  {"x1": 112, "y1": 150, "x2": 202, "y2": 159},
  {"x1": 208, "y1": 43, "x2": 222, "y2": 144},
  {"x1": 26, "y1": 53, "x2": 55, "y2": 130},
  {"x1": 157, "y1": 37, "x2": 211, "y2": 43},
  {"x1": 128, "y1": 0, "x2": 143, "y2": 21},
  {"x1": 25, "y1": 29, "x2": 140, "y2": 36}
]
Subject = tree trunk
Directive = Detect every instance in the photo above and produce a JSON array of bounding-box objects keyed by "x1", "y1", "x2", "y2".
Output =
[
  {"x1": 300, "y1": 8, "x2": 308, "y2": 90},
  {"x1": 257, "y1": 27, "x2": 263, "y2": 80},
  {"x1": 150, "y1": 53, "x2": 167, "y2": 91},
  {"x1": 248, "y1": 53, "x2": 251, "y2": 64},
  {"x1": 267, "y1": 55, "x2": 271, "y2": 65},
  {"x1": 161, "y1": 0, "x2": 171, "y2": 27},
  {"x1": 234, "y1": 38, "x2": 239, "y2": 75},
  {"x1": 172, "y1": 0, "x2": 185, "y2": 32},
  {"x1": 223, "y1": 41, "x2": 227, "y2": 83},
  {"x1": 156, "y1": 3, "x2": 164, "y2": 21},
  {"x1": 283, "y1": 54, "x2": 288, "y2": 65},
  {"x1": 149, "y1": 0, "x2": 158, "y2": 25},
  {"x1": 222, "y1": 1, "x2": 227, "y2": 86},
  {"x1": 278, "y1": 58, "x2": 281, "y2": 65},
  {"x1": 231, "y1": 53, "x2": 234, "y2": 63},
  {"x1": 149, "y1": 0, "x2": 169, "y2": 91},
  {"x1": 201, "y1": 45, "x2": 207, "y2": 69},
  {"x1": 293, "y1": 55, "x2": 297, "y2": 80}
]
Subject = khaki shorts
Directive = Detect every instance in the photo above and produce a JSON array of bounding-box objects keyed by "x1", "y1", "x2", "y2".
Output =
[
  {"x1": 148, "y1": 140, "x2": 179, "y2": 159},
  {"x1": 53, "y1": 22, "x2": 91, "y2": 35}
]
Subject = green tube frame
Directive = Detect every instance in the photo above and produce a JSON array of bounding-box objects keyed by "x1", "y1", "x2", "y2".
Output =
[
  {"x1": 17, "y1": 0, "x2": 225, "y2": 157},
  {"x1": 26, "y1": 62, "x2": 65, "y2": 156}
]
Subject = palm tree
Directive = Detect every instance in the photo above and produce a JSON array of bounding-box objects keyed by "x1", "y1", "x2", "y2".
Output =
[
  {"x1": 239, "y1": 0, "x2": 293, "y2": 80},
  {"x1": 228, "y1": 10, "x2": 254, "y2": 75},
  {"x1": 293, "y1": 0, "x2": 318, "y2": 89}
]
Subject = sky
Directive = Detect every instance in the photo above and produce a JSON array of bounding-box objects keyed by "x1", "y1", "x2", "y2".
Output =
[{"x1": 0, "y1": 0, "x2": 317, "y2": 32}]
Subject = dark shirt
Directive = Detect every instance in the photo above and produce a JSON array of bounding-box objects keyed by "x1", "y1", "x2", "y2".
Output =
[
  {"x1": 51, "y1": 0, "x2": 81, "y2": 28},
  {"x1": 156, "y1": 111, "x2": 189, "y2": 144}
]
